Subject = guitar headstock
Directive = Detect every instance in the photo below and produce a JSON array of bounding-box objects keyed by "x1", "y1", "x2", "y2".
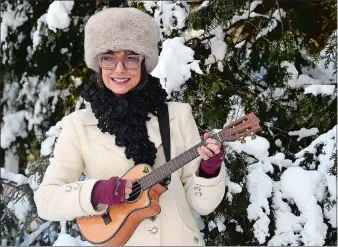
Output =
[{"x1": 216, "y1": 112, "x2": 261, "y2": 143}]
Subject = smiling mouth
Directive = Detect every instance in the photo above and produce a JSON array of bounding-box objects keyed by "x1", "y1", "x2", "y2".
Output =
[{"x1": 110, "y1": 78, "x2": 131, "y2": 84}]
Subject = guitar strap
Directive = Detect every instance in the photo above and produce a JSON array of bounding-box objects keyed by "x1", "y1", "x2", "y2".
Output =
[{"x1": 158, "y1": 103, "x2": 171, "y2": 186}]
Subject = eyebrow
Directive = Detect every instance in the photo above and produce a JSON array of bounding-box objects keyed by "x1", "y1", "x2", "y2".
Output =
[{"x1": 104, "y1": 50, "x2": 137, "y2": 55}]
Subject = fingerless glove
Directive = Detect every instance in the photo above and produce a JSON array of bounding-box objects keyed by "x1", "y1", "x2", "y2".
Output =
[
  {"x1": 199, "y1": 145, "x2": 224, "y2": 178},
  {"x1": 91, "y1": 177, "x2": 127, "y2": 207}
]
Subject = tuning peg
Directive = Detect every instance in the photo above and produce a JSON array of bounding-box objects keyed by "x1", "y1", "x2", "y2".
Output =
[
  {"x1": 239, "y1": 136, "x2": 246, "y2": 144},
  {"x1": 250, "y1": 132, "x2": 256, "y2": 140}
]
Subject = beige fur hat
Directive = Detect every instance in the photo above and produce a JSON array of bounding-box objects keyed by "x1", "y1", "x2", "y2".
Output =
[{"x1": 84, "y1": 7, "x2": 160, "y2": 73}]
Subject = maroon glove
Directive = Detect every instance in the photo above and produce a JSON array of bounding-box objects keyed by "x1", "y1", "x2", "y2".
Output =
[
  {"x1": 91, "y1": 177, "x2": 127, "y2": 207},
  {"x1": 199, "y1": 145, "x2": 224, "y2": 178}
]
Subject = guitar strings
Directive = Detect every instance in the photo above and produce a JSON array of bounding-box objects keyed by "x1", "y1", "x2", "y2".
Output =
[{"x1": 126, "y1": 182, "x2": 143, "y2": 199}]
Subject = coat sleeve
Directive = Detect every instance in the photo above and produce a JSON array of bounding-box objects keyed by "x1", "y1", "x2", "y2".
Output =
[
  {"x1": 34, "y1": 115, "x2": 108, "y2": 221},
  {"x1": 179, "y1": 103, "x2": 226, "y2": 216}
]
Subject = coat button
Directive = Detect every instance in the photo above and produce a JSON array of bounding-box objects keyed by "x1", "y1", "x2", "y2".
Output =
[
  {"x1": 193, "y1": 236, "x2": 199, "y2": 243},
  {"x1": 65, "y1": 185, "x2": 72, "y2": 192},
  {"x1": 194, "y1": 192, "x2": 202, "y2": 197},
  {"x1": 73, "y1": 182, "x2": 80, "y2": 190},
  {"x1": 150, "y1": 227, "x2": 158, "y2": 234},
  {"x1": 194, "y1": 186, "x2": 201, "y2": 191}
]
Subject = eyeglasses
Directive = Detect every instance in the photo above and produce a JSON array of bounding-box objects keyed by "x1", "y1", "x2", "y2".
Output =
[{"x1": 98, "y1": 54, "x2": 144, "y2": 70}]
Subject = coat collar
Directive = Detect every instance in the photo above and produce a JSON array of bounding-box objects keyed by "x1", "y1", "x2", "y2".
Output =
[{"x1": 82, "y1": 106, "x2": 175, "y2": 165}]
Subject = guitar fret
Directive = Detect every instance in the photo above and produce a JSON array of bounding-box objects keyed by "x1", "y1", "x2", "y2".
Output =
[{"x1": 141, "y1": 141, "x2": 212, "y2": 189}]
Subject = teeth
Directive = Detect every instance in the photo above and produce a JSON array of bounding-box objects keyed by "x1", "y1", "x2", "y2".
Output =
[{"x1": 112, "y1": 78, "x2": 129, "y2": 82}]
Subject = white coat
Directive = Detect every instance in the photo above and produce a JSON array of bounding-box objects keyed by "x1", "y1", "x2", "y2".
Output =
[{"x1": 34, "y1": 102, "x2": 226, "y2": 246}]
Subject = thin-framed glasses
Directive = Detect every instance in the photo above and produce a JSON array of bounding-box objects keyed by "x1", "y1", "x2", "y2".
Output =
[{"x1": 98, "y1": 54, "x2": 144, "y2": 70}]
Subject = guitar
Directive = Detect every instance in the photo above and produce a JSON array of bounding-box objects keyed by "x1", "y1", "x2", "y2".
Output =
[{"x1": 76, "y1": 112, "x2": 261, "y2": 246}]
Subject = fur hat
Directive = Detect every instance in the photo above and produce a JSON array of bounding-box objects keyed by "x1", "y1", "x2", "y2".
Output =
[{"x1": 84, "y1": 8, "x2": 160, "y2": 73}]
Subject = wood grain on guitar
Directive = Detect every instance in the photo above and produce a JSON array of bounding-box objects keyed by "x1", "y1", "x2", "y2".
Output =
[{"x1": 76, "y1": 112, "x2": 261, "y2": 246}]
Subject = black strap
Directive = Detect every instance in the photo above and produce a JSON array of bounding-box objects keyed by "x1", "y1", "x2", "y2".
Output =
[
  {"x1": 158, "y1": 104, "x2": 171, "y2": 162},
  {"x1": 158, "y1": 104, "x2": 171, "y2": 186}
]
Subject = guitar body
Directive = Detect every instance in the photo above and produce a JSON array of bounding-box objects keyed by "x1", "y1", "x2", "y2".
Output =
[{"x1": 76, "y1": 164, "x2": 167, "y2": 246}]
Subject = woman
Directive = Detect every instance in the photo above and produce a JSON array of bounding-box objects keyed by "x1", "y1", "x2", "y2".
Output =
[{"x1": 34, "y1": 7, "x2": 227, "y2": 246}]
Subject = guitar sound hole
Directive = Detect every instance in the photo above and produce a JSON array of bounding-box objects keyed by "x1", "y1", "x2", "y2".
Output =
[{"x1": 126, "y1": 181, "x2": 142, "y2": 202}]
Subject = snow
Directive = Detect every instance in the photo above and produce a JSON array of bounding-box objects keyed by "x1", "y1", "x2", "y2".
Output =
[
  {"x1": 195, "y1": 1, "x2": 210, "y2": 11},
  {"x1": 247, "y1": 162, "x2": 273, "y2": 244},
  {"x1": 279, "y1": 167, "x2": 328, "y2": 245},
  {"x1": 71, "y1": 76, "x2": 83, "y2": 87},
  {"x1": 236, "y1": 224, "x2": 244, "y2": 233},
  {"x1": 268, "y1": 152, "x2": 293, "y2": 170},
  {"x1": 32, "y1": 14, "x2": 47, "y2": 52},
  {"x1": 0, "y1": 168, "x2": 28, "y2": 186},
  {"x1": 324, "y1": 175, "x2": 337, "y2": 228},
  {"x1": 7, "y1": 196, "x2": 30, "y2": 223},
  {"x1": 269, "y1": 181, "x2": 305, "y2": 246},
  {"x1": 40, "y1": 120, "x2": 63, "y2": 156},
  {"x1": 227, "y1": 135, "x2": 270, "y2": 159},
  {"x1": 0, "y1": 2, "x2": 30, "y2": 42},
  {"x1": 151, "y1": 37, "x2": 203, "y2": 95},
  {"x1": 1, "y1": 2, "x2": 336, "y2": 246},
  {"x1": 1, "y1": 111, "x2": 28, "y2": 149},
  {"x1": 45, "y1": 1, "x2": 74, "y2": 32},
  {"x1": 182, "y1": 29, "x2": 205, "y2": 41},
  {"x1": 256, "y1": 9, "x2": 286, "y2": 40},
  {"x1": 149, "y1": 1, "x2": 189, "y2": 39},
  {"x1": 282, "y1": 61, "x2": 336, "y2": 97},
  {"x1": 4, "y1": 148, "x2": 19, "y2": 174},
  {"x1": 225, "y1": 123, "x2": 336, "y2": 245},
  {"x1": 288, "y1": 127, "x2": 319, "y2": 141},
  {"x1": 208, "y1": 220, "x2": 217, "y2": 231},
  {"x1": 295, "y1": 125, "x2": 336, "y2": 160},
  {"x1": 53, "y1": 233, "x2": 92, "y2": 246},
  {"x1": 304, "y1": 85, "x2": 336, "y2": 96},
  {"x1": 230, "y1": 1, "x2": 263, "y2": 25},
  {"x1": 20, "y1": 222, "x2": 53, "y2": 246},
  {"x1": 235, "y1": 40, "x2": 246, "y2": 48},
  {"x1": 269, "y1": 126, "x2": 337, "y2": 245},
  {"x1": 1, "y1": 82, "x2": 20, "y2": 104},
  {"x1": 211, "y1": 39, "x2": 227, "y2": 61},
  {"x1": 215, "y1": 215, "x2": 226, "y2": 232},
  {"x1": 204, "y1": 25, "x2": 227, "y2": 71},
  {"x1": 275, "y1": 139, "x2": 282, "y2": 147},
  {"x1": 225, "y1": 171, "x2": 242, "y2": 203}
]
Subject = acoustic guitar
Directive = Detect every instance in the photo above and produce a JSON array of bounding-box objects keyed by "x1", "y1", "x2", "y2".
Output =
[{"x1": 76, "y1": 112, "x2": 261, "y2": 245}]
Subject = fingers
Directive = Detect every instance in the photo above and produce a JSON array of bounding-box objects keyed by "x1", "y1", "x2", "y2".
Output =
[
  {"x1": 198, "y1": 146, "x2": 214, "y2": 160},
  {"x1": 204, "y1": 136, "x2": 221, "y2": 146},
  {"x1": 203, "y1": 132, "x2": 212, "y2": 140},
  {"x1": 205, "y1": 143, "x2": 221, "y2": 155},
  {"x1": 199, "y1": 132, "x2": 224, "y2": 161},
  {"x1": 125, "y1": 178, "x2": 137, "y2": 199}
]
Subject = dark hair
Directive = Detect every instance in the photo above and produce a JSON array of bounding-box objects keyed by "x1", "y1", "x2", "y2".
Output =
[{"x1": 96, "y1": 60, "x2": 148, "y2": 92}]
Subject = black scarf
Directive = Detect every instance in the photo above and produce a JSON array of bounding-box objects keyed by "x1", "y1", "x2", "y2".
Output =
[{"x1": 80, "y1": 73, "x2": 168, "y2": 166}]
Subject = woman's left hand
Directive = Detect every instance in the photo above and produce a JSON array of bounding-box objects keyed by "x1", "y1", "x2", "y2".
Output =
[{"x1": 198, "y1": 132, "x2": 223, "y2": 160}]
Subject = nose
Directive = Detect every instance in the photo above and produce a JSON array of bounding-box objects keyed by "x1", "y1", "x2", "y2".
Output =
[{"x1": 114, "y1": 61, "x2": 127, "y2": 73}]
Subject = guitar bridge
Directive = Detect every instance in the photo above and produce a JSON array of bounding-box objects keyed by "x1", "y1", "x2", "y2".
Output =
[{"x1": 102, "y1": 212, "x2": 112, "y2": 225}]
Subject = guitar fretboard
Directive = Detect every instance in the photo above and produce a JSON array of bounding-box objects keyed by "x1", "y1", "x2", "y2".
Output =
[{"x1": 138, "y1": 141, "x2": 204, "y2": 190}]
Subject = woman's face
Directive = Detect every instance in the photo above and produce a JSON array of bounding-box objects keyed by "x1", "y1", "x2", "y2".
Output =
[{"x1": 99, "y1": 51, "x2": 143, "y2": 95}]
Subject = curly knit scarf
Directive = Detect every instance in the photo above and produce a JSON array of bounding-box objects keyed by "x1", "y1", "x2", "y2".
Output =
[{"x1": 81, "y1": 73, "x2": 168, "y2": 166}]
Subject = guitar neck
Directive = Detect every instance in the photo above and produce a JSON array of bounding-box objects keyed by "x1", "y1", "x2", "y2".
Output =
[
  {"x1": 138, "y1": 112, "x2": 261, "y2": 190},
  {"x1": 139, "y1": 141, "x2": 205, "y2": 190}
]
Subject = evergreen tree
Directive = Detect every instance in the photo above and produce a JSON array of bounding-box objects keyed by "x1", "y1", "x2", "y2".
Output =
[{"x1": 1, "y1": 0, "x2": 336, "y2": 245}]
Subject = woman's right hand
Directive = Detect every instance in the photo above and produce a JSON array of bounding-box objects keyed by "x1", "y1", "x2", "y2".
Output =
[
  {"x1": 124, "y1": 178, "x2": 136, "y2": 199},
  {"x1": 91, "y1": 177, "x2": 136, "y2": 207}
]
